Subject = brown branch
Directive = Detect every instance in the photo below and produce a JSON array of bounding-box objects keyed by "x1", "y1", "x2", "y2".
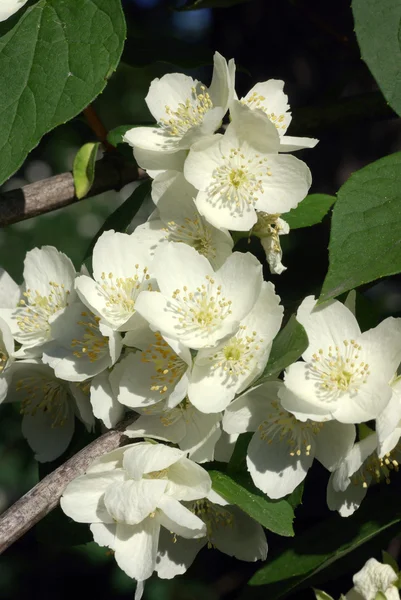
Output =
[
  {"x1": 0, "y1": 413, "x2": 138, "y2": 554},
  {"x1": 83, "y1": 104, "x2": 115, "y2": 152},
  {"x1": 0, "y1": 157, "x2": 148, "y2": 228}
]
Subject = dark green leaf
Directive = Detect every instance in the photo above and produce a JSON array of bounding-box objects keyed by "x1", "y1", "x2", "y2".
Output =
[
  {"x1": 320, "y1": 153, "x2": 401, "y2": 302},
  {"x1": 285, "y1": 482, "x2": 304, "y2": 510},
  {"x1": 0, "y1": 0, "x2": 125, "y2": 185},
  {"x1": 283, "y1": 194, "x2": 336, "y2": 229},
  {"x1": 227, "y1": 432, "x2": 253, "y2": 474},
  {"x1": 83, "y1": 179, "x2": 152, "y2": 261},
  {"x1": 249, "y1": 486, "x2": 401, "y2": 595},
  {"x1": 177, "y1": 0, "x2": 252, "y2": 9},
  {"x1": 209, "y1": 470, "x2": 294, "y2": 537},
  {"x1": 352, "y1": 0, "x2": 401, "y2": 117},
  {"x1": 73, "y1": 142, "x2": 100, "y2": 200},
  {"x1": 107, "y1": 125, "x2": 135, "y2": 149},
  {"x1": 255, "y1": 315, "x2": 308, "y2": 385}
]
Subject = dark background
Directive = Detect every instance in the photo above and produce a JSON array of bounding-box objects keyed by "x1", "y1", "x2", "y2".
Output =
[{"x1": 1, "y1": 0, "x2": 401, "y2": 598}]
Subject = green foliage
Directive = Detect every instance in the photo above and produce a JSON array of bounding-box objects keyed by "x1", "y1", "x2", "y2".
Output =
[
  {"x1": 283, "y1": 194, "x2": 336, "y2": 229},
  {"x1": 352, "y1": 0, "x2": 401, "y2": 118},
  {"x1": 320, "y1": 153, "x2": 401, "y2": 302},
  {"x1": 255, "y1": 315, "x2": 308, "y2": 385},
  {"x1": 209, "y1": 470, "x2": 295, "y2": 537},
  {"x1": 0, "y1": 0, "x2": 125, "y2": 186},
  {"x1": 73, "y1": 143, "x2": 100, "y2": 200},
  {"x1": 249, "y1": 487, "x2": 401, "y2": 596},
  {"x1": 83, "y1": 179, "x2": 152, "y2": 260},
  {"x1": 177, "y1": 0, "x2": 252, "y2": 9},
  {"x1": 107, "y1": 125, "x2": 136, "y2": 149}
]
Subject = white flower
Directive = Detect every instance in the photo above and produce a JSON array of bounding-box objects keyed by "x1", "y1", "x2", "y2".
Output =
[
  {"x1": 0, "y1": 0, "x2": 28, "y2": 22},
  {"x1": 237, "y1": 79, "x2": 318, "y2": 152},
  {"x1": 89, "y1": 370, "x2": 125, "y2": 429},
  {"x1": 187, "y1": 281, "x2": 283, "y2": 413},
  {"x1": 0, "y1": 316, "x2": 14, "y2": 402},
  {"x1": 346, "y1": 558, "x2": 400, "y2": 600},
  {"x1": 0, "y1": 247, "x2": 76, "y2": 356},
  {"x1": 327, "y1": 431, "x2": 401, "y2": 517},
  {"x1": 376, "y1": 377, "x2": 401, "y2": 457},
  {"x1": 42, "y1": 301, "x2": 122, "y2": 382},
  {"x1": 125, "y1": 398, "x2": 222, "y2": 463},
  {"x1": 279, "y1": 296, "x2": 401, "y2": 424},
  {"x1": 123, "y1": 52, "x2": 235, "y2": 175},
  {"x1": 223, "y1": 381, "x2": 355, "y2": 499},
  {"x1": 0, "y1": 268, "x2": 20, "y2": 308},
  {"x1": 5, "y1": 360, "x2": 94, "y2": 462},
  {"x1": 184, "y1": 101, "x2": 311, "y2": 231},
  {"x1": 155, "y1": 489, "x2": 267, "y2": 579},
  {"x1": 251, "y1": 212, "x2": 290, "y2": 275},
  {"x1": 113, "y1": 328, "x2": 192, "y2": 409},
  {"x1": 61, "y1": 442, "x2": 211, "y2": 585},
  {"x1": 134, "y1": 171, "x2": 233, "y2": 269},
  {"x1": 135, "y1": 242, "x2": 263, "y2": 350},
  {"x1": 75, "y1": 230, "x2": 155, "y2": 332}
]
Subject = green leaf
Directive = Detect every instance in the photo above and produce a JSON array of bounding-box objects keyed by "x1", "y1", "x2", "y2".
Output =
[
  {"x1": 313, "y1": 589, "x2": 335, "y2": 600},
  {"x1": 107, "y1": 125, "x2": 135, "y2": 149},
  {"x1": 209, "y1": 470, "x2": 294, "y2": 537},
  {"x1": 352, "y1": 0, "x2": 401, "y2": 118},
  {"x1": 73, "y1": 142, "x2": 100, "y2": 200},
  {"x1": 177, "y1": 0, "x2": 252, "y2": 9},
  {"x1": 320, "y1": 153, "x2": 401, "y2": 302},
  {"x1": 0, "y1": 0, "x2": 125, "y2": 186},
  {"x1": 285, "y1": 482, "x2": 304, "y2": 510},
  {"x1": 249, "y1": 486, "x2": 401, "y2": 595},
  {"x1": 83, "y1": 179, "x2": 151, "y2": 261},
  {"x1": 282, "y1": 194, "x2": 336, "y2": 229},
  {"x1": 255, "y1": 315, "x2": 308, "y2": 385},
  {"x1": 382, "y1": 551, "x2": 399, "y2": 575},
  {"x1": 227, "y1": 432, "x2": 253, "y2": 474}
]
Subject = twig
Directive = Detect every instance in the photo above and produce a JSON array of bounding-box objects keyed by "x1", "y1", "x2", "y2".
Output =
[
  {"x1": 0, "y1": 157, "x2": 148, "y2": 227},
  {"x1": 0, "y1": 413, "x2": 138, "y2": 554},
  {"x1": 83, "y1": 104, "x2": 115, "y2": 152}
]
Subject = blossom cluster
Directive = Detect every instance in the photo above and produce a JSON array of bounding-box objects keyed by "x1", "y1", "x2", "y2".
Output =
[{"x1": 1, "y1": 53, "x2": 401, "y2": 595}]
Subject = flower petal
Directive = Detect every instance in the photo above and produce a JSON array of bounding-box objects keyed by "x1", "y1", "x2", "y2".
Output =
[
  {"x1": 114, "y1": 518, "x2": 160, "y2": 581},
  {"x1": 157, "y1": 495, "x2": 206, "y2": 538},
  {"x1": 122, "y1": 442, "x2": 185, "y2": 481}
]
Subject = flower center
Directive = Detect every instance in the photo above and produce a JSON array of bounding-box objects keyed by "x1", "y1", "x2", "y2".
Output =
[
  {"x1": 99, "y1": 267, "x2": 152, "y2": 322},
  {"x1": 159, "y1": 85, "x2": 213, "y2": 137},
  {"x1": 258, "y1": 400, "x2": 324, "y2": 456},
  {"x1": 209, "y1": 325, "x2": 263, "y2": 377},
  {"x1": 353, "y1": 444, "x2": 400, "y2": 489},
  {"x1": 169, "y1": 275, "x2": 232, "y2": 337},
  {"x1": 17, "y1": 376, "x2": 69, "y2": 428},
  {"x1": 241, "y1": 93, "x2": 288, "y2": 130},
  {"x1": 16, "y1": 282, "x2": 70, "y2": 339},
  {"x1": 0, "y1": 348, "x2": 8, "y2": 373},
  {"x1": 191, "y1": 498, "x2": 233, "y2": 546},
  {"x1": 208, "y1": 148, "x2": 271, "y2": 210},
  {"x1": 141, "y1": 332, "x2": 188, "y2": 395},
  {"x1": 71, "y1": 311, "x2": 108, "y2": 363},
  {"x1": 306, "y1": 340, "x2": 370, "y2": 400},
  {"x1": 164, "y1": 217, "x2": 216, "y2": 260}
]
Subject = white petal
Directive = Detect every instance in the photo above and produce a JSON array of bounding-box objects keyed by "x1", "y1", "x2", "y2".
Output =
[
  {"x1": 211, "y1": 505, "x2": 268, "y2": 561},
  {"x1": 146, "y1": 73, "x2": 199, "y2": 123},
  {"x1": 124, "y1": 126, "x2": 181, "y2": 154},
  {"x1": 114, "y1": 518, "x2": 160, "y2": 581},
  {"x1": 69, "y1": 383, "x2": 95, "y2": 431},
  {"x1": 208, "y1": 51, "x2": 233, "y2": 110},
  {"x1": 223, "y1": 381, "x2": 283, "y2": 434},
  {"x1": 104, "y1": 479, "x2": 168, "y2": 525},
  {"x1": 247, "y1": 429, "x2": 313, "y2": 498},
  {"x1": 90, "y1": 522, "x2": 117, "y2": 549},
  {"x1": 23, "y1": 246, "x2": 76, "y2": 300},
  {"x1": 195, "y1": 189, "x2": 258, "y2": 231},
  {"x1": 229, "y1": 100, "x2": 280, "y2": 153},
  {"x1": 314, "y1": 421, "x2": 356, "y2": 471},
  {"x1": 156, "y1": 528, "x2": 203, "y2": 579},
  {"x1": 152, "y1": 170, "x2": 197, "y2": 206},
  {"x1": 179, "y1": 408, "x2": 222, "y2": 463},
  {"x1": 279, "y1": 136, "x2": 319, "y2": 152},
  {"x1": 214, "y1": 431, "x2": 238, "y2": 462},
  {"x1": 184, "y1": 135, "x2": 225, "y2": 192},
  {"x1": 166, "y1": 457, "x2": 211, "y2": 501},
  {"x1": 0, "y1": 269, "x2": 20, "y2": 308},
  {"x1": 297, "y1": 296, "x2": 361, "y2": 362},
  {"x1": 122, "y1": 442, "x2": 185, "y2": 481},
  {"x1": 125, "y1": 411, "x2": 186, "y2": 444},
  {"x1": 90, "y1": 372, "x2": 125, "y2": 429},
  {"x1": 280, "y1": 362, "x2": 335, "y2": 421},
  {"x1": 60, "y1": 469, "x2": 126, "y2": 523},
  {"x1": 21, "y1": 405, "x2": 75, "y2": 463},
  {"x1": 0, "y1": 0, "x2": 28, "y2": 22},
  {"x1": 326, "y1": 472, "x2": 367, "y2": 517},
  {"x1": 157, "y1": 495, "x2": 206, "y2": 538},
  {"x1": 360, "y1": 317, "x2": 401, "y2": 383},
  {"x1": 132, "y1": 146, "x2": 187, "y2": 175}
]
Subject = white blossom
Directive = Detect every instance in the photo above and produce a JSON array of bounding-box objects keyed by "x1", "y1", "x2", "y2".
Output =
[
  {"x1": 327, "y1": 431, "x2": 401, "y2": 517},
  {"x1": 155, "y1": 489, "x2": 267, "y2": 579},
  {"x1": 135, "y1": 242, "x2": 263, "y2": 350},
  {"x1": 123, "y1": 52, "x2": 235, "y2": 176},
  {"x1": 134, "y1": 171, "x2": 233, "y2": 269},
  {"x1": 0, "y1": 0, "x2": 28, "y2": 22},
  {"x1": 376, "y1": 377, "x2": 401, "y2": 457},
  {"x1": 187, "y1": 281, "x2": 283, "y2": 413},
  {"x1": 0, "y1": 247, "x2": 77, "y2": 357},
  {"x1": 184, "y1": 101, "x2": 311, "y2": 231},
  {"x1": 125, "y1": 398, "x2": 222, "y2": 463},
  {"x1": 223, "y1": 381, "x2": 355, "y2": 498},
  {"x1": 42, "y1": 301, "x2": 122, "y2": 382},
  {"x1": 0, "y1": 316, "x2": 14, "y2": 402},
  {"x1": 61, "y1": 442, "x2": 211, "y2": 586},
  {"x1": 75, "y1": 230, "x2": 155, "y2": 332},
  {"x1": 5, "y1": 360, "x2": 94, "y2": 462},
  {"x1": 251, "y1": 212, "x2": 290, "y2": 275},
  {"x1": 279, "y1": 296, "x2": 401, "y2": 424},
  {"x1": 236, "y1": 79, "x2": 318, "y2": 152},
  {"x1": 346, "y1": 558, "x2": 400, "y2": 600},
  {"x1": 89, "y1": 370, "x2": 125, "y2": 429}
]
